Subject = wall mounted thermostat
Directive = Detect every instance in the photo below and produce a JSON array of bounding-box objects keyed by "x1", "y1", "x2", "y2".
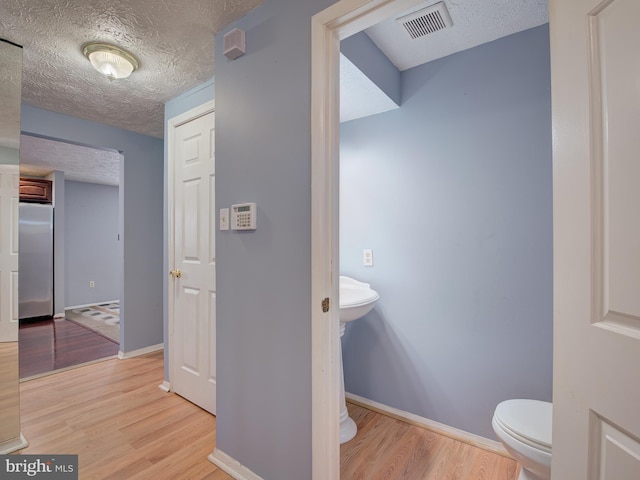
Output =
[{"x1": 231, "y1": 203, "x2": 257, "y2": 230}]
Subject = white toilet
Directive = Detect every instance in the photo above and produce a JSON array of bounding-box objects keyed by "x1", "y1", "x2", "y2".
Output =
[{"x1": 492, "y1": 399, "x2": 552, "y2": 480}]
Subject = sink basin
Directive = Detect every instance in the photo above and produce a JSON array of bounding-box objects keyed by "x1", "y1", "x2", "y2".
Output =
[{"x1": 339, "y1": 275, "x2": 379, "y2": 323}]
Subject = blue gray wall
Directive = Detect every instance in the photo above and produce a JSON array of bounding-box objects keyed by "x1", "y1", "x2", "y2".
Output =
[
  {"x1": 21, "y1": 105, "x2": 164, "y2": 353},
  {"x1": 64, "y1": 180, "x2": 119, "y2": 307},
  {"x1": 163, "y1": 79, "x2": 215, "y2": 378},
  {"x1": 341, "y1": 32, "x2": 400, "y2": 105},
  {"x1": 214, "y1": 0, "x2": 335, "y2": 478},
  {"x1": 340, "y1": 25, "x2": 553, "y2": 440}
]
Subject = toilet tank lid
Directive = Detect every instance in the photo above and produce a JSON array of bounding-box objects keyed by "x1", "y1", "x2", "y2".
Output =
[{"x1": 494, "y1": 399, "x2": 552, "y2": 449}]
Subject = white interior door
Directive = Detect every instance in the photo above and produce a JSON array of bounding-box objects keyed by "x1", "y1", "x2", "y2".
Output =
[
  {"x1": 169, "y1": 105, "x2": 216, "y2": 414},
  {"x1": 551, "y1": 0, "x2": 640, "y2": 478},
  {"x1": 0, "y1": 165, "x2": 19, "y2": 341}
]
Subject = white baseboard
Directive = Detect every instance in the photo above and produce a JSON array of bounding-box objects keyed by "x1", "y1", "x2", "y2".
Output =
[
  {"x1": 158, "y1": 380, "x2": 171, "y2": 392},
  {"x1": 66, "y1": 300, "x2": 119, "y2": 310},
  {"x1": 208, "y1": 448, "x2": 264, "y2": 480},
  {"x1": 0, "y1": 433, "x2": 28, "y2": 454},
  {"x1": 53, "y1": 312, "x2": 65, "y2": 319},
  {"x1": 345, "y1": 392, "x2": 511, "y2": 458},
  {"x1": 118, "y1": 343, "x2": 164, "y2": 359}
]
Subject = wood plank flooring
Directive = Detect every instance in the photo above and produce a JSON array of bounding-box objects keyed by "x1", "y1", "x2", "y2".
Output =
[
  {"x1": 18, "y1": 351, "x2": 230, "y2": 480},
  {"x1": 17, "y1": 351, "x2": 517, "y2": 479},
  {"x1": 19, "y1": 317, "x2": 119, "y2": 378},
  {"x1": 341, "y1": 404, "x2": 518, "y2": 480}
]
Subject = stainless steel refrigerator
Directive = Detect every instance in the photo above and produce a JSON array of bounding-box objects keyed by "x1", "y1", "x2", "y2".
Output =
[{"x1": 19, "y1": 202, "x2": 54, "y2": 319}]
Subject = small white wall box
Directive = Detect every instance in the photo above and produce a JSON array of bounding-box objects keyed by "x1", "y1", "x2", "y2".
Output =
[{"x1": 223, "y1": 28, "x2": 246, "y2": 60}]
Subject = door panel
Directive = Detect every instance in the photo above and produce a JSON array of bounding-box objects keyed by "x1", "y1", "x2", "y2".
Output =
[
  {"x1": 208, "y1": 291, "x2": 216, "y2": 384},
  {"x1": 551, "y1": 0, "x2": 640, "y2": 478},
  {"x1": 171, "y1": 110, "x2": 216, "y2": 414},
  {"x1": 209, "y1": 180, "x2": 215, "y2": 262},
  {"x1": 590, "y1": 0, "x2": 640, "y2": 333},
  {"x1": 0, "y1": 166, "x2": 19, "y2": 341},
  {"x1": 182, "y1": 178, "x2": 201, "y2": 262},
  {"x1": 594, "y1": 417, "x2": 640, "y2": 480},
  {"x1": 181, "y1": 286, "x2": 200, "y2": 373}
]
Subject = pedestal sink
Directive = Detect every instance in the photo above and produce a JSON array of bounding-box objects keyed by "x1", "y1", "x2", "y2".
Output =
[{"x1": 339, "y1": 275, "x2": 379, "y2": 443}]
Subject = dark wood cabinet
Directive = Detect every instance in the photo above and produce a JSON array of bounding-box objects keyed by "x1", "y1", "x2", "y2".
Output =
[{"x1": 20, "y1": 178, "x2": 53, "y2": 203}]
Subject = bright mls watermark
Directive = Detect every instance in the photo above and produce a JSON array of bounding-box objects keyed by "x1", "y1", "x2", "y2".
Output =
[{"x1": 1, "y1": 455, "x2": 78, "y2": 479}]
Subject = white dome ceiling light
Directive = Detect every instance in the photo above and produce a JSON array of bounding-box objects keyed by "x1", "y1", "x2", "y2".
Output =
[{"x1": 83, "y1": 43, "x2": 139, "y2": 81}]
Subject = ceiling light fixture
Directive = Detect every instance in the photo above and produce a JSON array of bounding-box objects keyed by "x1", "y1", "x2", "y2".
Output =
[{"x1": 83, "y1": 43, "x2": 139, "y2": 81}]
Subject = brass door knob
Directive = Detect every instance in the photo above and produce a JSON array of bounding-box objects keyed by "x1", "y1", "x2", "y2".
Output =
[{"x1": 169, "y1": 269, "x2": 182, "y2": 278}]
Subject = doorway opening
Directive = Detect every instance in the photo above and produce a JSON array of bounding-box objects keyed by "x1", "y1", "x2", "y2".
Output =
[
  {"x1": 18, "y1": 133, "x2": 122, "y2": 379},
  {"x1": 311, "y1": 1, "x2": 426, "y2": 477}
]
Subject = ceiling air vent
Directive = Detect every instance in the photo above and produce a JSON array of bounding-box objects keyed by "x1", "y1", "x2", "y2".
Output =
[{"x1": 396, "y1": 2, "x2": 453, "y2": 40}]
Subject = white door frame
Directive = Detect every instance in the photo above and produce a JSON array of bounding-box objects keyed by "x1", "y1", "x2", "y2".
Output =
[
  {"x1": 310, "y1": 1, "x2": 426, "y2": 478},
  {"x1": 167, "y1": 100, "x2": 215, "y2": 388}
]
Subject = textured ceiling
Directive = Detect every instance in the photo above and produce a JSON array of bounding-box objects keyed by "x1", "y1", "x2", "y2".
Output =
[
  {"x1": 20, "y1": 135, "x2": 121, "y2": 186},
  {"x1": 0, "y1": 0, "x2": 262, "y2": 139},
  {"x1": 340, "y1": 0, "x2": 547, "y2": 122},
  {"x1": 366, "y1": 0, "x2": 548, "y2": 71},
  {"x1": 2, "y1": 0, "x2": 548, "y2": 185},
  {"x1": 0, "y1": 40, "x2": 22, "y2": 149}
]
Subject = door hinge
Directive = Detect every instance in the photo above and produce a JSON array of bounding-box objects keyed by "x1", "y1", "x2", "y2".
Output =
[{"x1": 321, "y1": 297, "x2": 330, "y2": 313}]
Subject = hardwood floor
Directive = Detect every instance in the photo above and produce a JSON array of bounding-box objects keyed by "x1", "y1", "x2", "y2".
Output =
[
  {"x1": 18, "y1": 351, "x2": 231, "y2": 480},
  {"x1": 17, "y1": 351, "x2": 517, "y2": 479},
  {"x1": 19, "y1": 317, "x2": 119, "y2": 378},
  {"x1": 341, "y1": 404, "x2": 518, "y2": 480}
]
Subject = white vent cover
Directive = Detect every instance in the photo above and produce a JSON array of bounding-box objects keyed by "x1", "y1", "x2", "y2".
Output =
[
  {"x1": 396, "y1": 2, "x2": 453, "y2": 39},
  {"x1": 223, "y1": 28, "x2": 246, "y2": 60}
]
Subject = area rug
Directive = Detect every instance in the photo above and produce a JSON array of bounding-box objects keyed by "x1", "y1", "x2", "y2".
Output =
[{"x1": 65, "y1": 302, "x2": 120, "y2": 344}]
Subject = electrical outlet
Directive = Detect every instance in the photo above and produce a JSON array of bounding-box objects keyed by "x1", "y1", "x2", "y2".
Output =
[
  {"x1": 89, "y1": 281, "x2": 95, "y2": 288},
  {"x1": 363, "y1": 249, "x2": 373, "y2": 267}
]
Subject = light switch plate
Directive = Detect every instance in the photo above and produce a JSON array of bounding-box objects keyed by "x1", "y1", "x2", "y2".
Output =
[{"x1": 220, "y1": 208, "x2": 229, "y2": 231}]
